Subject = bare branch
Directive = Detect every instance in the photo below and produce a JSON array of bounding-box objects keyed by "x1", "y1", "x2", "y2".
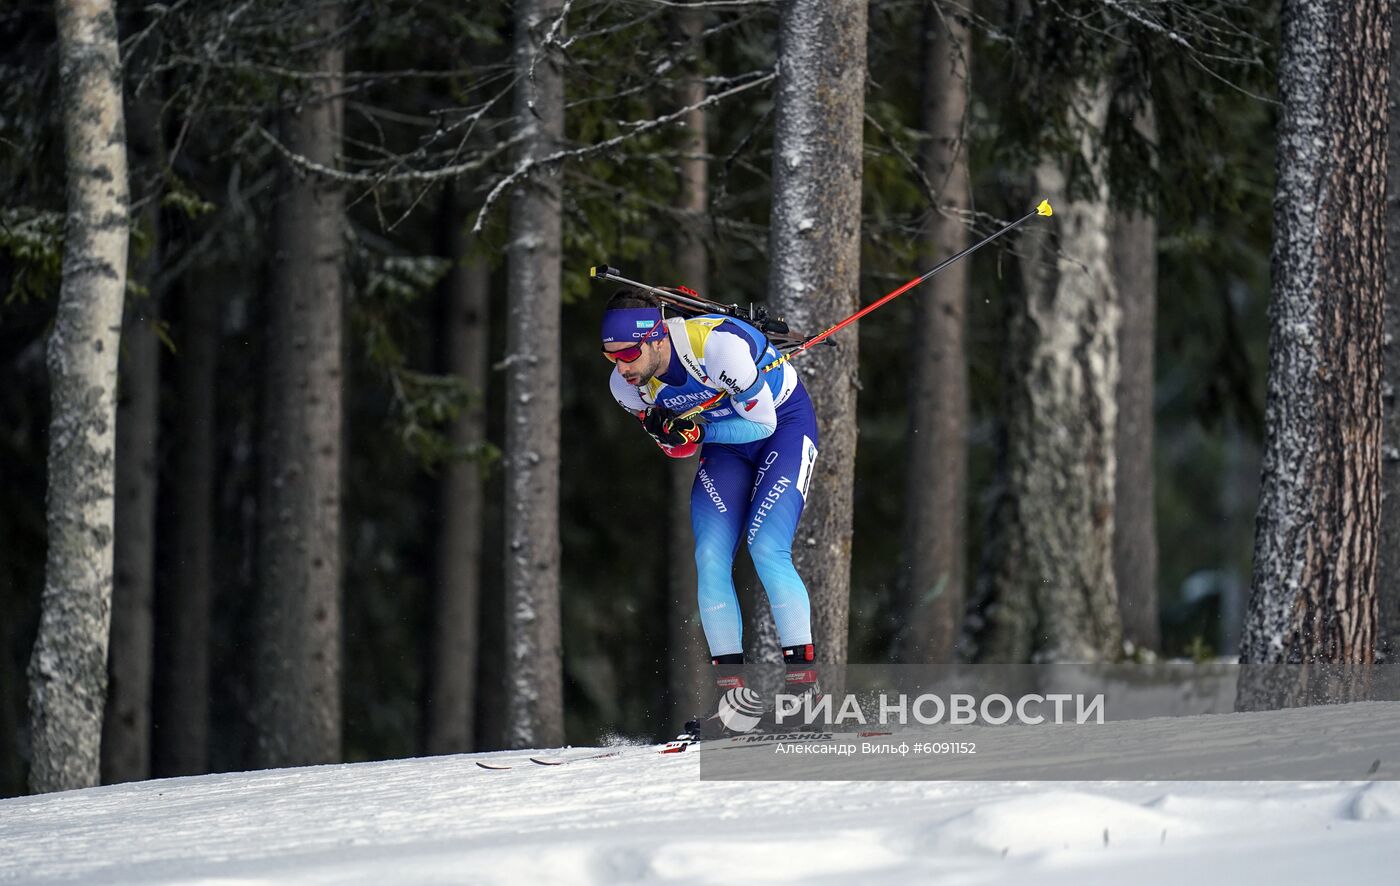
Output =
[
  {"x1": 636, "y1": 0, "x2": 784, "y2": 7},
  {"x1": 541, "y1": 0, "x2": 578, "y2": 53},
  {"x1": 256, "y1": 125, "x2": 525, "y2": 185},
  {"x1": 473, "y1": 68, "x2": 778, "y2": 234},
  {"x1": 152, "y1": 55, "x2": 515, "y2": 84},
  {"x1": 528, "y1": 0, "x2": 578, "y2": 120}
]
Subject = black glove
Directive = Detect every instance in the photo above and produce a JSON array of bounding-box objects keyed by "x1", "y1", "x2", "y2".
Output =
[{"x1": 643, "y1": 406, "x2": 705, "y2": 447}]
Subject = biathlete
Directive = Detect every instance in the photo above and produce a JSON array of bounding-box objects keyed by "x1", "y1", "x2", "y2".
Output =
[{"x1": 600, "y1": 289, "x2": 819, "y2": 736}]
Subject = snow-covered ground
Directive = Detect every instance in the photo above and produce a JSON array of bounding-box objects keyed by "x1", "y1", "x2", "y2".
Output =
[{"x1": 2, "y1": 713, "x2": 1400, "y2": 885}]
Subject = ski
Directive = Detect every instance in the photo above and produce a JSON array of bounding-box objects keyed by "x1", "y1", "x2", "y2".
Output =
[
  {"x1": 661, "y1": 736, "x2": 699, "y2": 755},
  {"x1": 661, "y1": 730, "x2": 894, "y2": 755},
  {"x1": 476, "y1": 730, "x2": 895, "y2": 769},
  {"x1": 475, "y1": 746, "x2": 645, "y2": 771},
  {"x1": 528, "y1": 749, "x2": 625, "y2": 766}
]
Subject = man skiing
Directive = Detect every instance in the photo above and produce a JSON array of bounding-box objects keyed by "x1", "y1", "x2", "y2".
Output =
[{"x1": 600, "y1": 289, "x2": 820, "y2": 737}]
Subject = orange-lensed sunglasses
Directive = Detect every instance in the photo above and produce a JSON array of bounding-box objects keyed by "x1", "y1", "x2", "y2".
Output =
[{"x1": 602, "y1": 321, "x2": 665, "y2": 363}]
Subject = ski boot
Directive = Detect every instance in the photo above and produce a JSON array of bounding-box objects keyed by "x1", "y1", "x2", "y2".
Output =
[
  {"x1": 762, "y1": 644, "x2": 825, "y2": 734},
  {"x1": 681, "y1": 654, "x2": 764, "y2": 740}
]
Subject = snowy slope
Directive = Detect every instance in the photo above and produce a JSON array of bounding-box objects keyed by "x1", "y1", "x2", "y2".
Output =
[{"x1": 2, "y1": 716, "x2": 1400, "y2": 885}]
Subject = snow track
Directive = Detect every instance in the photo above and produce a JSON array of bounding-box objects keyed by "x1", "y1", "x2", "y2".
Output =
[{"x1": 2, "y1": 723, "x2": 1399, "y2": 883}]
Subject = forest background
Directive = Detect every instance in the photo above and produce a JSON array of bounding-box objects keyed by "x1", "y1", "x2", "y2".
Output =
[{"x1": 3, "y1": 0, "x2": 1389, "y2": 798}]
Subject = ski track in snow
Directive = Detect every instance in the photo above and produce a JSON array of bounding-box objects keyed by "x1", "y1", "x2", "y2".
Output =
[{"x1": 2, "y1": 746, "x2": 1400, "y2": 884}]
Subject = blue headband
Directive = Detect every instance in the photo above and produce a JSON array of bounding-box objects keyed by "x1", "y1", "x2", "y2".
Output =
[{"x1": 600, "y1": 308, "x2": 664, "y2": 343}]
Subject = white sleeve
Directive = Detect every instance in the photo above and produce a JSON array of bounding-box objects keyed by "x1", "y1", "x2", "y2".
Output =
[
  {"x1": 702, "y1": 329, "x2": 777, "y2": 435},
  {"x1": 609, "y1": 370, "x2": 647, "y2": 416},
  {"x1": 731, "y1": 383, "x2": 778, "y2": 433}
]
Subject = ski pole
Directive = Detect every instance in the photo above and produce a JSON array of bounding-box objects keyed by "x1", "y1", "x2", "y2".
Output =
[{"x1": 675, "y1": 199, "x2": 1054, "y2": 420}]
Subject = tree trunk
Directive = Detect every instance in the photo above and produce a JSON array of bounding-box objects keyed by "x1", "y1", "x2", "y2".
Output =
[
  {"x1": 218, "y1": 268, "x2": 262, "y2": 772},
  {"x1": 425, "y1": 186, "x2": 490, "y2": 755},
  {"x1": 900, "y1": 1, "x2": 971, "y2": 663},
  {"x1": 977, "y1": 79, "x2": 1122, "y2": 664},
  {"x1": 1111, "y1": 98, "x2": 1161, "y2": 656},
  {"x1": 668, "y1": 5, "x2": 710, "y2": 727},
  {"x1": 101, "y1": 95, "x2": 162, "y2": 785},
  {"x1": 28, "y1": 0, "x2": 130, "y2": 794},
  {"x1": 1381, "y1": 0, "x2": 1400, "y2": 663},
  {"x1": 153, "y1": 267, "x2": 219, "y2": 776},
  {"x1": 1240, "y1": 0, "x2": 1386, "y2": 677},
  {"x1": 0, "y1": 631, "x2": 20, "y2": 796},
  {"x1": 253, "y1": 4, "x2": 345, "y2": 767},
  {"x1": 502, "y1": 0, "x2": 565, "y2": 749},
  {"x1": 766, "y1": 0, "x2": 868, "y2": 666}
]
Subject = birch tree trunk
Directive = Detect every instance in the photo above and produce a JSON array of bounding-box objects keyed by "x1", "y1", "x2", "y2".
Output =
[
  {"x1": 901, "y1": 1, "x2": 971, "y2": 663},
  {"x1": 1111, "y1": 98, "x2": 1161, "y2": 655},
  {"x1": 502, "y1": 0, "x2": 565, "y2": 749},
  {"x1": 669, "y1": 5, "x2": 709, "y2": 725},
  {"x1": 28, "y1": 0, "x2": 130, "y2": 794},
  {"x1": 1381, "y1": 0, "x2": 1400, "y2": 663},
  {"x1": 1240, "y1": 0, "x2": 1387, "y2": 684},
  {"x1": 766, "y1": 0, "x2": 867, "y2": 665},
  {"x1": 977, "y1": 79, "x2": 1122, "y2": 663},
  {"x1": 153, "y1": 267, "x2": 219, "y2": 776},
  {"x1": 101, "y1": 95, "x2": 162, "y2": 785},
  {"x1": 426, "y1": 185, "x2": 490, "y2": 755},
  {"x1": 254, "y1": 4, "x2": 345, "y2": 767}
]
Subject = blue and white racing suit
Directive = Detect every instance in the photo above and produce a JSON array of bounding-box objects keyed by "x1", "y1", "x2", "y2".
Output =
[{"x1": 609, "y1": 314, "x2": 819, "y2": 657}]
